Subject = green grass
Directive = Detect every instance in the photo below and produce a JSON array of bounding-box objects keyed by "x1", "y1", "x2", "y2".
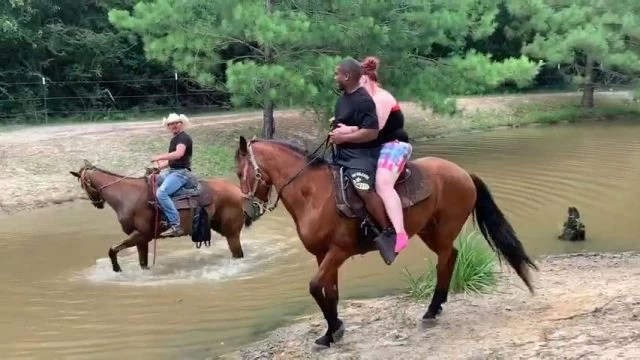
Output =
[
  {"x1": 193, "y1": 144, "x2": 237, "y2": 177},
  {"x1": 517, "y1": 97, "x2": 640, "y2": 124},
  {"x1": 405, "y1": 95, "x2": 640, "y2": 140},
  {"x1": 403, "y1": 229, "x2": 499, "y2": 301}
]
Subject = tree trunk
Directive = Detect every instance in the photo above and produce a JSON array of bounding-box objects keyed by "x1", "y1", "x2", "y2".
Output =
[
  {"x1": 262, "y1": 99, "x2": 275, "y2": 138},
  {"x1": 581, "y1": 55, "x2": 595, "y2": 109},
  {"x1": 262, "y1": 0, "x2": 275, "y2": 139}
]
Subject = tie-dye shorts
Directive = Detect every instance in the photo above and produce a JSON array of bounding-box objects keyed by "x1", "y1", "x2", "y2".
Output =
[{"x1": 377, "y1": 140, "x2": 412, "y2": 174}]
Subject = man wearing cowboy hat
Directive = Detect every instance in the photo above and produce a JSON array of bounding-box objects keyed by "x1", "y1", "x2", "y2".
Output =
[{"x1": 151, "y1": 113, "x2": 193, "y2": 237}]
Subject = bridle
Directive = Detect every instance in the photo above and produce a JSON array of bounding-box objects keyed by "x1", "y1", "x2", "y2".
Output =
[
  {"x1": 79, "y1": 167, "x2": 107, "y2": 207},
  {"x1": 78, "y1": 166, "x2": 139, "y2": 208},
  {"x1": 241, "y1": 136, "x2": 330, "y2": 219},
  {"x1": 241, "y1": 142, "x2": 276, "y2": 218}
]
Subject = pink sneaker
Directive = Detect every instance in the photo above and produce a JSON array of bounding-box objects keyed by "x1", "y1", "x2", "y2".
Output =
[{"x1": 395, "y1": 232, "x2": 409, "y2": 253}]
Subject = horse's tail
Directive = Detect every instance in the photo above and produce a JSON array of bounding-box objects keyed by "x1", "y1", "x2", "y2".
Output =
[
  {"x1": 243, "y1": 211, "x2": 254, "y2": 228},
  {"x1": 470, "y1": 173, "x2": 538, "y2": 293}
]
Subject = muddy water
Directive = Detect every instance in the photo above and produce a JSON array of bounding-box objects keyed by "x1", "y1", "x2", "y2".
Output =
[{"x1": 2, "y1": 120, "x2": 640, "y2": 359}]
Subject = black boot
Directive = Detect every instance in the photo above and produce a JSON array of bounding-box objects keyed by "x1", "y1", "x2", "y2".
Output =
[{"x1": 374, "y1": 228, "x2": 397, "y2": 265}]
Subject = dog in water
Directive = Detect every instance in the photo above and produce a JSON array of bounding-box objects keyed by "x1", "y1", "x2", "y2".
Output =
[{"x1": 558, "y1": 206, "x2": 586, "y2": 241}]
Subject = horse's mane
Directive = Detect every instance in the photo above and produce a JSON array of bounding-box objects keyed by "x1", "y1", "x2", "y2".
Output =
[{"x1": 237, "y1": 138, "x2": 329, "y2": 168}]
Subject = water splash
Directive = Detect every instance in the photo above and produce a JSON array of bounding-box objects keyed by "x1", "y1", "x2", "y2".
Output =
[{"x1": 75, "y1": 233, "x2": 297, "y2": 286}]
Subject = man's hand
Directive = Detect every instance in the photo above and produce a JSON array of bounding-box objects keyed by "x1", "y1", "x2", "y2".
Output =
[
  {"x1": 151, "y1": 155, "x2": 164, "y2": 162},
  {"x1": 329, "y1": 132, "x2": 347, "y2": 145}
]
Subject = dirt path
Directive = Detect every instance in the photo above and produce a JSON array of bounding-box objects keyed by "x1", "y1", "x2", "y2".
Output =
[
  {"x1": 223, "y1": 252, "x2": 640, "y2": 360},
  {"x1": 0, "y1": 109, "x2": 298, "y2": 214}
]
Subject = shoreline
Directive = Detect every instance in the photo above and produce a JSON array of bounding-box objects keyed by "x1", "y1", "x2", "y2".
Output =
[
  {"x1": 221, "y1": 251, "x2": 640, "y2": 359},
  {"x1": 1, "y1": 92, "x2": 637, "y2": 216}
]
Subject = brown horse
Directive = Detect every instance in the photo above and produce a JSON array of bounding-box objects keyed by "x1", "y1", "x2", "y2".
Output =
[
  {"x1": 69, "y1": 160, "x2": 253, "y2": 272},
  {"x1": 234, "y1": 136, "x2": 537, "y2": 349}
]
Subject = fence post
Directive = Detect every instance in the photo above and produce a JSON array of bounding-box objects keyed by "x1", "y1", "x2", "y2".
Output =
[
  {"x1": 174, "y1": 71, "x2": 178, "y2": 109},
  {"x1": 42, "y1": 76, "x2": 48, "y2": 124}
]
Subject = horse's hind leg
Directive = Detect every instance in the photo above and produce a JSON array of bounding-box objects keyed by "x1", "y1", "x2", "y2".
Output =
[
  {"x1": 108, "y1": 232, "x2": 144, "y2": 272},
  {"x1": 225, "y1": 233, "x2": 244, "y2": 258},
  {"x1": 417, "y1": 215, "x2": 467, "y2": 322},
  {"x1": 214, "y1": 213, "x2": 244, "y2": 258}
]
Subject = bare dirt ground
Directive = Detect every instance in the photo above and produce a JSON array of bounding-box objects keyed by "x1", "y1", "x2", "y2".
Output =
[
  {"x1": 0, "y1": 90, "x2": 632, "y2": 215},
  {"x1": 0, "y1": 109, "x2": 299, "y2": 215},
  {"x1": 222, "y1": 252, "x2": 640, "y2": 360}
]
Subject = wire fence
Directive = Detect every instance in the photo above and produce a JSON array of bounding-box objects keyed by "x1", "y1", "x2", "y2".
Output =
[
  {"x1": 0, "y1": 74, "x2": 231, "y2": 125},
  {"x1": 1, "y1": 72, "x2": 634, "y2": 125}
]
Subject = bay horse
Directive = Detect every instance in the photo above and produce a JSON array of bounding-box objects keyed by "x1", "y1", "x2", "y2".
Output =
[
  {"x1": 69, "y1": 160, "x2": 253, "y2": 272},
  {"x1": 234, "y1": 136, "x2": 537, "y2": 349}
]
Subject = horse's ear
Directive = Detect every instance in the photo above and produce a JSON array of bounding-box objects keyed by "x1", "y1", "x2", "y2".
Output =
[
  {"x1": 238, "y1": 136, "x2": 248, "y2": 156},
  {"x1": 83, "y1": 159, "x2": 92, "y2": 168},
  {"x1": 69, "y1": 171, "x2": 80, "y2": 178}
]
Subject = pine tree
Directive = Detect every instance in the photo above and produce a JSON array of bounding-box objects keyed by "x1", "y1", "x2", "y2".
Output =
[
  {"x1": 506, "y1": 0, "x2": 640, "y2": 108},
  {"x1": 109, "y1": 0, "x2": 542, "y2": 137}
]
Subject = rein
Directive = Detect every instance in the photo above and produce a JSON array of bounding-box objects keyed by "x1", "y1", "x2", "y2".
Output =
[
  {"x1": 243, "y1": 135, "x2": 330, "y2": 216},
  {"x1": 79, "y1": 166, "x2": 147, "y2": 207}
]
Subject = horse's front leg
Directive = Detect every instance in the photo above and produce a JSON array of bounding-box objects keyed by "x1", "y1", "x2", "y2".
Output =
[
  {"x1": 108, "y1": 232, "x2": 144, "y2": 272},
  {"x1": 135, "y1": 238, "x2": 152, "y2": 270},
  {"x1": 309, "y1": 247, "x2": 348, "y2": 349}
]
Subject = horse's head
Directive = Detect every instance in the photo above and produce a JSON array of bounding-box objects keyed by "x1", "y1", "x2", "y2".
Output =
[
  {"x1": 69, "y1": 159, "x2": 105, "y2": 209},
  {"x1": 235, "y1": 136, "x2": 275, "y2": 218}
]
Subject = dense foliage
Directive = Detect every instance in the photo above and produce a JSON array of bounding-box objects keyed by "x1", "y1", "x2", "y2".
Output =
[{"x1": 1, "y1": 0, "x2": 637, "y2": 132}]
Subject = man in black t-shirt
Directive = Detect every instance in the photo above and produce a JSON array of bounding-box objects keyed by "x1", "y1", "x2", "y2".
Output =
[
  {"x1": 151, "y1": 113, "x2": 194, "y2": 237},
  {"x1": 329, "y1": 58, "x2": 396, "y2": 255}
]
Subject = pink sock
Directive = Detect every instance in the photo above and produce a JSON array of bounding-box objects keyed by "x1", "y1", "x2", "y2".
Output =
[{"x1": 395, "y1": 232, "x2": 409, "y2": 253}]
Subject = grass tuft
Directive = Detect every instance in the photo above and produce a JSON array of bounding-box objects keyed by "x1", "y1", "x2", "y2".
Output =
[{"x1": 403, "y1": 229, "x2": 499, "y2": 301}]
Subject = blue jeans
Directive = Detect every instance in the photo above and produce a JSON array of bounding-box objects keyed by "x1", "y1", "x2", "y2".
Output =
[{"x1": 156, "y1": 169, "x2": 189, "y2": 227}]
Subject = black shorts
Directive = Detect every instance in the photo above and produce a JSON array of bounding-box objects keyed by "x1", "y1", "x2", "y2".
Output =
[{"x1": 344, "y1": 168, "x2": 375, "y2": 192}]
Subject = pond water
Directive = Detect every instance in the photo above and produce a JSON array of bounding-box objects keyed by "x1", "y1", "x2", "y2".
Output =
[{"x1": 1, "y1": 120, "x2": 639, "y2": 359}]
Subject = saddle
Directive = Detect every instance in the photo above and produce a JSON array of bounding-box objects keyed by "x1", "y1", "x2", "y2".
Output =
[
  {"x1": 146, "y1": 170, "x2": 215, "y2": 246},
  {"x1": 330, "y1": 161, "x2": 431, "y2": 253},
  {"x1": 331, "y1": 161, "x2": 432, "y2": 220},
  {"x1": 146, "y1": 172, "x2": 214, "y2": 210}
]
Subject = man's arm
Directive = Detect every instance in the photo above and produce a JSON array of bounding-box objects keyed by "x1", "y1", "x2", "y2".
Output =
[
  {"x1": 339, "y1": 96, "x2": 379, "y2": 143},
  {"x1": 151, "y1": 143, "x2": 187, "y2": 162},
  {"x1": 156, "y1": 160, "x2": 169, "y2": 169},
  {"x1": 338, "y1": 128, "x2": 378, "y2": 143}
]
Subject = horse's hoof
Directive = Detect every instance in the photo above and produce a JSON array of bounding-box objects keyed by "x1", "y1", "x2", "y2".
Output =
[
  {"x1": 421, "y1": 307, "x2": 441, "y2": 327},
  {"x1": 421, "y1": 317, "x2": 438, "y2": 328},
  {"x1": 332, "y1": 320, "x2": 345, "y2": 343},
  {"x1": 313, "y1": 334, "x2": 331, "y2": 350},
  {"x1": 112, "y1": 266, "x2": 122, "y2": 273},
  {"x1": 140, "y1": 266, "x2": 150, "y2": 270},
  {"x1": 331, "y1": 321, "x2": 345, "y2": 342}
]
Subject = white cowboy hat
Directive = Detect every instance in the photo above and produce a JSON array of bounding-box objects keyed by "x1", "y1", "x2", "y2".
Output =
[{"x1": 162, "y1": 113, "x2": 191, "y2": 126}]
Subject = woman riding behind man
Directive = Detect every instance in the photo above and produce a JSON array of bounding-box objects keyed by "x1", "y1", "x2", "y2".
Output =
[{"x1": 333, "y1": 56, "x2": 412, "y2": 265}]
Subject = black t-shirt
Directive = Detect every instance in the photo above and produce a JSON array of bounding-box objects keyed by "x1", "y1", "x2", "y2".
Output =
[
  {"x1": 168, "y1": 131, "x2": 193, "y2": 170},
  {"x1": 332, "y1": 87, "x2": 381, "y2": 171}
]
